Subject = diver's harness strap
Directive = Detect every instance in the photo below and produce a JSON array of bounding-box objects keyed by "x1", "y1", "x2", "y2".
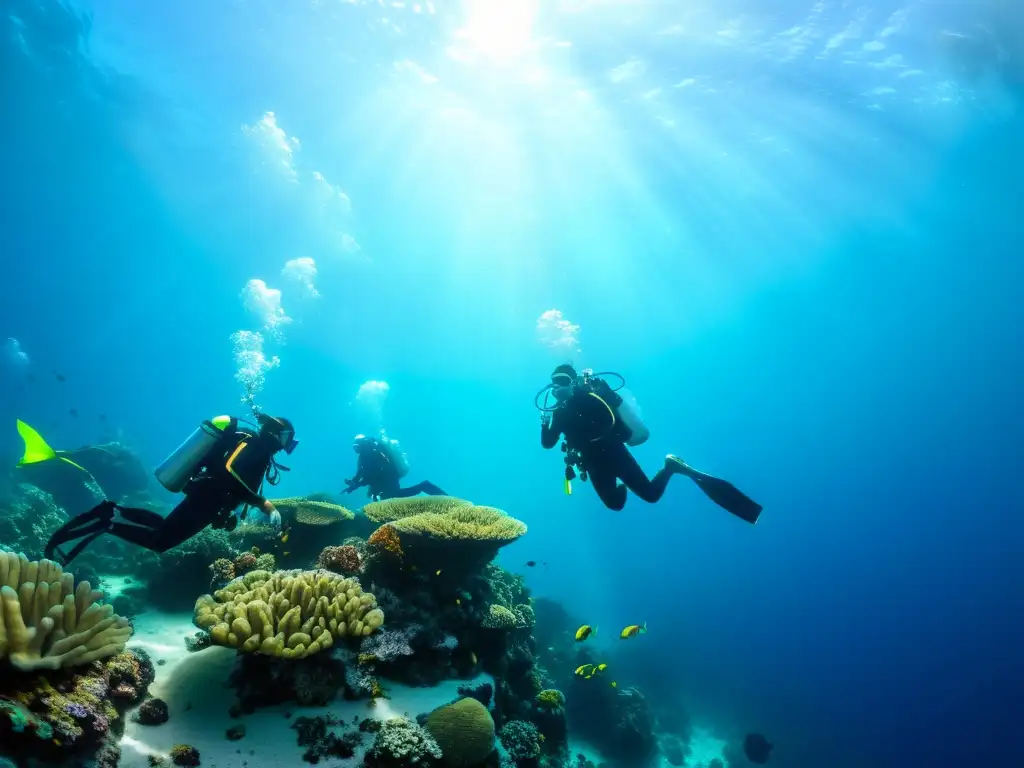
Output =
[{"x1": 562, "y1": 442, "x2": 588, "y2": 484}]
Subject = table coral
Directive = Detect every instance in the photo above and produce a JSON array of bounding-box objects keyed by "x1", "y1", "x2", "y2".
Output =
[
  {"x1": 193, "y1": 569, "x2": 385, "y2": 659},
  {"x1": 362, "y1": 496, "x2": 472, "y2": 524},
  {"x1": 0, "y1": 552, "x2": 132, "y2": 671}
]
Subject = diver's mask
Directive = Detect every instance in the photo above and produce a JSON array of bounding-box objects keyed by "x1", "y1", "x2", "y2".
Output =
[
  {"x1": 258, "y1": 414, "x2": 299, "y2": 455},
  {"x1": 551, "y1": 385, "x2": 572, "y2": 402}
]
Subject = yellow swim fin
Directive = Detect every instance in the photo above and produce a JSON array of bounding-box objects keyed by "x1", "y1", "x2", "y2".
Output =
[
  {"x1": 15, "y1": 420, "x2": 88, "y2": 472},
  {"x1": 564, "y1": 477, "x2": 572, "y2": 495}
]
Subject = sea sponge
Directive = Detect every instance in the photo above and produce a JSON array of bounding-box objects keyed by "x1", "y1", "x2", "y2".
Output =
[
  {"x1": 362, "y1": 496, "x2": 472, "y2": 525},
  {"x1": 271, "y1": 498, "x2": 355, "y2": 526},
  {"x1": 193, "y1": 569, "x2": 384, "y2": 659},
  {"x1": 424, "y1": 697, "x2": 495, "y2": 767},
  {"x1": 0, "y1": 552, "x2": 132, "y2": 671}
]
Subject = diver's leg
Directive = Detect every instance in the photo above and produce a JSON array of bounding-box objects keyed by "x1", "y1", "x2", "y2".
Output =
[
  {"x1": 586, "y1": 454, "x2": 628, "y2": 511},
  {"x1": 390, "y1": 481, "x2": 447, "y2": 498},
  {"x1": 108, "y1": 496, "x2": 215, "y2": 554},
  {"x1": 43, "y1": 501, "x2": 119, "y2": 564},
  {"x1": 616, "y1": 447, "x2": 676, "y2": 504}
]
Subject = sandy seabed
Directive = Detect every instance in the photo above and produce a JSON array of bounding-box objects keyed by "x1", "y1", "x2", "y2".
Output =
[{"x1": 117, "y1": 611, "x2": 723, "y2": 768}]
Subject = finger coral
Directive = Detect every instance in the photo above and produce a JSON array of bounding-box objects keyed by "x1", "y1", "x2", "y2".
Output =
[
  {"x1": 193, "y1": 569, "x2": 384, "y2": 659},
  {"x1": 362, "y1": 496, "x2": 472, "y2": 525},
  {"x1": 0, "y1": 552, "x2": 132, "y2": 671},
  {"x1": 271, "y1": 498, "x2": 355, "y2": 525}
]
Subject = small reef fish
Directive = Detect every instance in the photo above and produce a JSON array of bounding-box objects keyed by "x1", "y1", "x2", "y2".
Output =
[
  {"x1": 52, "y1": 371, "x2": 66, "y2": 382},
  {"x1": 620, "y1": 623, "x2": 647, "y2": 639},
  {"x1": 525, "y1": 560, "x2": 547, "y2": 568},
  {"x1": 436, "y1": 569, "x2": 443, "y2": 576},
  {"x1": 575, "y1": 664, "x2": 596, "y2": 678},
  {"x1": 280, "y1": 532, "x2": 289, "y2": 544},
  {"x1": 575, "y1": 625, "x2": 596, "y2": 642}
]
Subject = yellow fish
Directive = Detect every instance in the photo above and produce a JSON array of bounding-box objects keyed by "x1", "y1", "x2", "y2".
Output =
[
  {"x1": 470, "y1": 652, "x2": 478, "y2": 665},
  {"x1": 574, "y1": 664, "x2": 596, "y2": 678},
  {"x1": 280, "y1": 533, "x2": 289, "y2": 544},
  {"x1": 595, "y1": 663, "x2": 608, "y2": 674},
  {"x1": 575, "y1": 625, "x2": 597, "y2": 642},
  {"x1": 436, "y1": 569, "x2": 443, "y2": 576},
  {"x1": 282, "y1": 551, "x2": 290, "y2": 557},
  {"x1": 456, "y1": 598, "x2": 461, "y2": 605},
  {"x1": 611, "y1": 681, "x2": 617, "y2": 688},
  {"x1": 620, "y1": 622, "x2": 647, "y2": 639}
]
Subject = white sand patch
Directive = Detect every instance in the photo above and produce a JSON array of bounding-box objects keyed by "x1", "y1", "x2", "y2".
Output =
[
  {"x1": 99, "y1": 573, "x2": 139, "y2": 601},
  {"x1": 684, "y1": 725, "x2": 729, "y2": 768},
  {"x1": 121, "y1": 610, "x2": 493, "y2": 767}
]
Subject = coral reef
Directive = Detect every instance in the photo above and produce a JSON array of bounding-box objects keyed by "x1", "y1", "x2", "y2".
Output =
[
  {"x1": 424, "y1": 696, "x2": 496, "y2": 767},
  {"x1": 169, "y1": 743, "x2": 200, "y2": 766},
  {"x1": 499, "y1": 719, "x2": 542, "y2": 764},
  {"x1": 132, "y1": 697, "x2": 169, "y2": 725},
  {"x1": 317, "y1": 544, "x2": 361, "y2": 575},
  {"x1": 194, "y1": 569, "x2": 384, "y2": 657},
  {"x1": 458, "y1": 681, "x2": 494, "y2": 708},
  {"x1": 0, "y1": 648, "x2": 153, "y2": 765},
  {"x1": 362, "y1": 496, "x2": 472, "y2": 524},
  {"x1": 136, "y1": 528, "x2": 236, "y2": 611},
  {"x1": 0, "y1": 484, "x2": 69, "y2": 561},
  {"x1": 365, "y1": 716, "x2": 442, "y2": 767},
  {"x1": 0, "y1": 552, "x2": 132, "y2": 670},
  {"x1": 292, "y1": 713, "x2": 363, "y2": 763}
]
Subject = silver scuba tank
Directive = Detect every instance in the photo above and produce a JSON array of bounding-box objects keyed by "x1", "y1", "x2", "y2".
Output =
[{"x1": 154, "y1": 420, "x2": 222, "y2": 493}]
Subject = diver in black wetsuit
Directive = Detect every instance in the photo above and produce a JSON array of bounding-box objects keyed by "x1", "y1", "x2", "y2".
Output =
[
  {"x1": 538, "y1": 364, "x2": 762, "y2": 522},
  {"x1": 343, "y1": 434, "x2": 446, "y2": 502},
  {"x1": 44, "y1": 413, "x2": 298, "y2": 565}
]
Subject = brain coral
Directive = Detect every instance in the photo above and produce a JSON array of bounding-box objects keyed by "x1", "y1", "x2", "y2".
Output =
[
  {"x1": 193, "y1": 569, "x2": 384, "y2": 659},
  {"x1": 362, "y1": 496, "x2": 472, "y2": 525},
  {"x1": 0, "y1": 552, "x2": 132, "y2": 671},
  {"x1": 424, "y1": 697, "x2": 496, "y2": 767}
]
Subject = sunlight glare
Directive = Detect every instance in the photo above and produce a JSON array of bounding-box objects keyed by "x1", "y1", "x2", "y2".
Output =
[{"x1": 456, "y1": 0, "x2": 539, "y2": 58}]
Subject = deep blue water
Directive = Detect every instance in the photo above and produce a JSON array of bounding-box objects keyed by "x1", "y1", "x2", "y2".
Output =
[{"x1": 2, "y1": 1, "x2": 1023, "y2": 766}]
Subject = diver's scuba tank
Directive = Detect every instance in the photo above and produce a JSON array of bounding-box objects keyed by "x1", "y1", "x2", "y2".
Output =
[
  {"x1": 377, "y1": 431, "x2": 410, "y2": 478},
  {"x1": 154, "y1": 420, "x2": 224, "y2": 493}
]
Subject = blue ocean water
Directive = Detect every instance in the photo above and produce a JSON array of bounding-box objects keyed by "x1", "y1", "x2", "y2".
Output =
[{"x1": 1, "y1": 0, "x2": 1022, "y2": 766}]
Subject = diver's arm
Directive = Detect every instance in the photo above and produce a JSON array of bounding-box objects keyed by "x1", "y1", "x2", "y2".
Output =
[
  {"x1": 224, "y1": 439, "x2": 269, "y2": 506},
  {"x1": 541, "y1": 410, "x2": 562, "y2": 449}
]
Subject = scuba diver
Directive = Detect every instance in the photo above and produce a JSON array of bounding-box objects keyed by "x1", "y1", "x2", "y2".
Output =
[
  {"x1": 343, "y1": 432, "x2": 447, "y2": 501},
  {"x1": 537, "y1": 364, "x2": 762, "y2": 522},
  {"x1": 43, "y1": 413, "x2": 298, "y2": 566}
]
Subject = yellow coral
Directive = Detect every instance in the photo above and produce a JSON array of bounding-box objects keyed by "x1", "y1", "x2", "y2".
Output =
[
  {"x1": 270, "y1": 498, "x2": 355, "y2": 526},
  {"x1": 481, "y1": 605, "x2": 519, "y2": 630},
  {"x1": 390, "y1": 505, "x2": 527, "y2": 545},
  {"x1": 0, "y1": 552, "x2": 132, "y2": 671},
  {"x1": 192, "y1": 569, "x2": 384, "y2": 659},
  {"x1": 362, "y1": 496, "x2": 472, "y2": 524},
  {"x1": 368, "y1": 525, "x2": 404, "y2": 558}
]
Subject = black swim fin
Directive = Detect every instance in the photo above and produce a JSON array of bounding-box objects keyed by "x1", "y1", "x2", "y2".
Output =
[{"x1": 669, "y1": 458, "x2": 762, "y2": 524}]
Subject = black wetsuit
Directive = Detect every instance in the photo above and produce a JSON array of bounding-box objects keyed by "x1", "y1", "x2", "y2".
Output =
[
  {"x1": 344, "y1": 440, "x2": 445, "y2": 501},
  {"x1": 542, "y1": 389, "x2": 676, "y2": 511},
  {"x1": 45, "y1": 425, "x2": 275, "y2": 565}
]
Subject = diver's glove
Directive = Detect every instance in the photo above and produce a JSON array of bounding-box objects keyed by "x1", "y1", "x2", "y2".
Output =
[
  {"x1": 343, "y1": 479, "x2": 359, "y2": 494},
  {"x1": 261, "y1": 499, "x2": 282, "y2": 533}
]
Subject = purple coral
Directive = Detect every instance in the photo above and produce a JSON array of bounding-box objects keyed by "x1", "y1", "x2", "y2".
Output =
[{"x1": 64, "y1": 702, "x2": 91, "y2": 720}]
